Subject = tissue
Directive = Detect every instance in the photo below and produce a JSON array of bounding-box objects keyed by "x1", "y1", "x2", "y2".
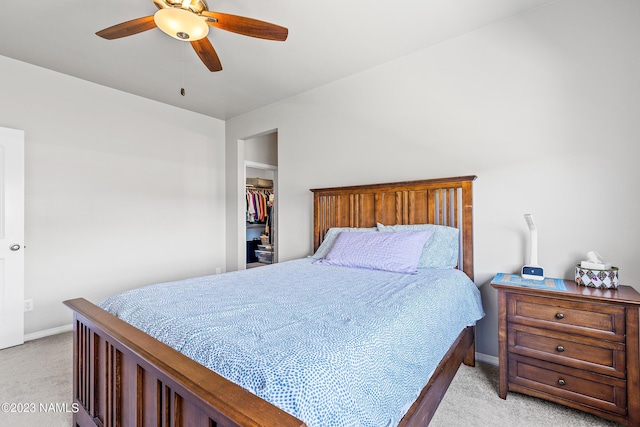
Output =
[{"x1": 580, "y1": 251, "x2": 612, "y2": 270}]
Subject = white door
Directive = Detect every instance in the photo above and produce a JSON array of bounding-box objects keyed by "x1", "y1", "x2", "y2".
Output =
[{"x1": 0, "y1": 127, "x2": 25, "y2": 349}]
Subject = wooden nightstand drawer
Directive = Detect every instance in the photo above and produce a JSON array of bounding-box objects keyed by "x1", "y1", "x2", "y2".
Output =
[
  {"x1": 507, "y1": 293, "x2": 626, "y2": 341},
  {"x1": 509, "y1": 355, "x2": 627, "y2": 416},
  {"x1": 508, "y1": 324, "x2": 626, "y2": 378}
]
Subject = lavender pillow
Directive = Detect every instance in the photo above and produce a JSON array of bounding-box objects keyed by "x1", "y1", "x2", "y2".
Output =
[
  {"x1": 314, "y1": 229, "x2": 434, "y2": 274},
  {"x1": 310, "y1": 227, "x2": 377, "y2": 259}
]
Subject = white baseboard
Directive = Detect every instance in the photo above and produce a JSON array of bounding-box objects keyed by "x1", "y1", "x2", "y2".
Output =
[
  {"x1": 24, "y1": 324, "x2": 73, "y2": 342},
  {"x1": 476, "y1": 352, "x2": 499, "y2": 366}
]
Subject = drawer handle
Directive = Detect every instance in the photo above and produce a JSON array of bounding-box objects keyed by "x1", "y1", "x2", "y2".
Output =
[
  {"x1": 558, "y1": 379, "x2": 566, "y2": 386},
  {"x1": 555, "y1": 313, "x2": 565, "y2": 320},
  {"x1": 556, "y1": 345, "x2": 565, "y2": 352}
]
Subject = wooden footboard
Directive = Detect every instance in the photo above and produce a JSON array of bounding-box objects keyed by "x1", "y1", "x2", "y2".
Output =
[
  {"x1": 65, "y1": 298, "x2": 474, "y2": 427},
  {"x1": 64, "y1": 298, "x2": 306, "y2": 427}
]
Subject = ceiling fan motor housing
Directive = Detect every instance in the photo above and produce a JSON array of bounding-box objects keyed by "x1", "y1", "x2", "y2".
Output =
[{"x1": 153, "y1": 0, "x2": 209, "y2": 14}]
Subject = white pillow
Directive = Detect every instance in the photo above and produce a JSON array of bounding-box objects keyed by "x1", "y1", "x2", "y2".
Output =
[{"x1": 377, "y1": 223, "x2": 460, "y2": 269}]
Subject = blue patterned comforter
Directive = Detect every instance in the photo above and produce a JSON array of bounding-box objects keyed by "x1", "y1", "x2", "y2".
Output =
[{"x1": 99, "y1": 258, "x2": 484, "y2": 427}]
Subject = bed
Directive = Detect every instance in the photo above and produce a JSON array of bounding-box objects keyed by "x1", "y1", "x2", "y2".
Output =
[{"x1": 64, "y1": 175, "x2": 482, "y2": 427}]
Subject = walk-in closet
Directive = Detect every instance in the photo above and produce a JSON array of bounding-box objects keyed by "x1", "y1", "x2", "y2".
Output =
[{"x1": 246, "y1": 170, "x2": 275, "y2": 268}]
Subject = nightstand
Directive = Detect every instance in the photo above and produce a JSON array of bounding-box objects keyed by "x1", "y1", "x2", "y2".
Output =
[{"x1": 491, "y1": 274, "x2": 640, "y2": 426}]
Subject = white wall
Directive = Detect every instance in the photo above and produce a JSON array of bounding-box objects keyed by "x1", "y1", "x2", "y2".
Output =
[
  {"x1": 226, "y1": 0, "x2": 640, "y2": 357},
  {"x1": 0, "y1": 56, "x2": 226, "y2": 335},
  {"x1": 245, "y1": 132, "x2": 278, "y2": 166}
]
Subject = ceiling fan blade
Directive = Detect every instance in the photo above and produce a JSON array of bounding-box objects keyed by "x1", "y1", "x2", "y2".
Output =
[
  {"x1": 201, "y1": 11, "x2": 288, "y2": 41},
  {"x1": 96, "y1": 16, "x2": 157, "y2": 40},
  {"x1": 191, "y1": 38, "x2": 223, "y2": 72}
]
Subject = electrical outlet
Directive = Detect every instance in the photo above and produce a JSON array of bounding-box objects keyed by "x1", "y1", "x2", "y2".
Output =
[
  {"x1": 24, "y1": 299, "x2": 34, "y2": 312},
  {"x1": 215, "y1": 267, "x2": 221, "y2": 274}
]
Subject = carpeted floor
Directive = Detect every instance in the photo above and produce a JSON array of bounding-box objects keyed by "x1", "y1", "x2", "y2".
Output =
[
  {"x1": 0, "y1": 332, "x2": 73, "y2": 427},
  {"x1": 430, "y1": 362, "x2": 621, "y2": 427},
  {"x1": 0, "y1": 332, "x2": 621, "y2": 426}
]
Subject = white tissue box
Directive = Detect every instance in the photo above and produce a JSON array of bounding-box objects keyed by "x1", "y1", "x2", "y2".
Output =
[{"x1": 575, "y1": 264, "x2": 619, "y2": 289}]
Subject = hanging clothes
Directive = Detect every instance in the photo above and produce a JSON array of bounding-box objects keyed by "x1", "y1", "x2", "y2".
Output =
[{"x1": 246, "y1": 188, "x2": 273, "y2": 223}]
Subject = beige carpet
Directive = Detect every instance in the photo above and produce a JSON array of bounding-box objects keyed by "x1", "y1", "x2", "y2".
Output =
[
  {"x1": 0, "y1": 332, "x2": 621, "y2": 426},
  {"x1": 430, "y1": 362, "x2": 621, "y2": 427},
  {"x1": 0, "y1": 332, "x2": 73, "y2": 427}
]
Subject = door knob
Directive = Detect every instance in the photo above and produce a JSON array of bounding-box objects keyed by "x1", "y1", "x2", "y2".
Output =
[{"x1": 9, "y1": 244, "x2": 21, "y2": 251}]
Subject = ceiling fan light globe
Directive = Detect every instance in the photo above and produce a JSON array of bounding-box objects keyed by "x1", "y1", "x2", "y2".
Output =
[{"x1": 154, "y1": 8, "x2": 209, "y2": 41}]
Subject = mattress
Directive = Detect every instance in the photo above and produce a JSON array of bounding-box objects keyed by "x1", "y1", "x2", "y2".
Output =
[{"x1": 99, "y1": 258, "x2": 485, "y2": 427}]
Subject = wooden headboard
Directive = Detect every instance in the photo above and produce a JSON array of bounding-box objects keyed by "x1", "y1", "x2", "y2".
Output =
[{"x1": 310, "y1": 176, "x2": 477, "y2": 281}]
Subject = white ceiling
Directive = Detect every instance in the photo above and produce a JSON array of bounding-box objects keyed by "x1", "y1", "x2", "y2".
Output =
[{"x1": 0, "y1": 0, "x2": 555, "y2": 120}]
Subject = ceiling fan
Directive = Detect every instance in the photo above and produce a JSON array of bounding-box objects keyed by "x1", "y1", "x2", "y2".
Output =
[{"x1": 96, "y1": 0, "x2": 288, "y2": 72}]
